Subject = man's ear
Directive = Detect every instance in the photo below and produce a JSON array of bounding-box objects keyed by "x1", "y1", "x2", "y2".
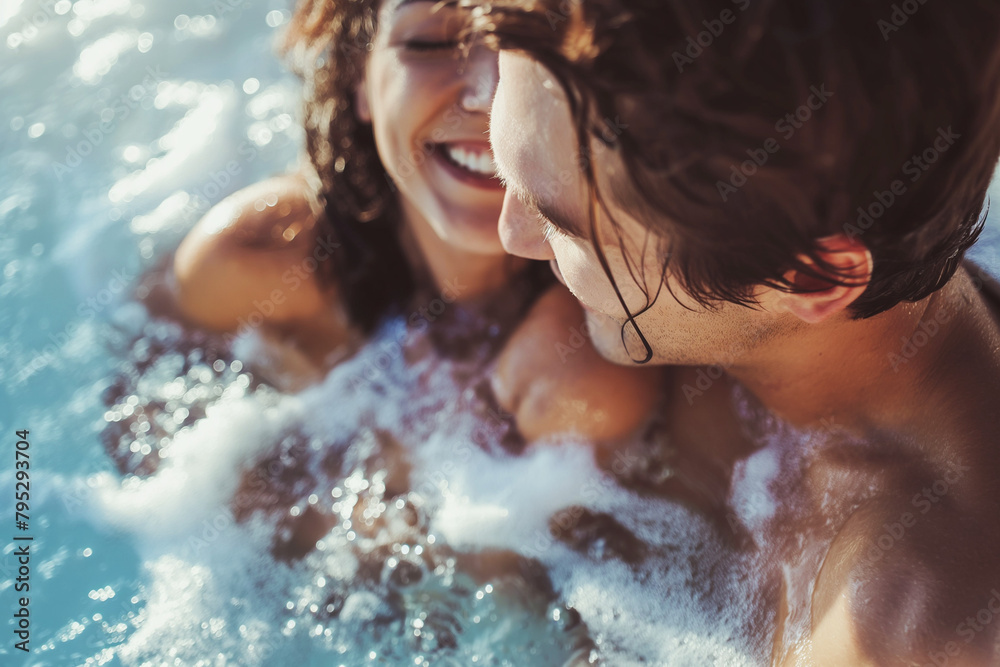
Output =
[
  {"x1": 354, "y1": 75, "x2": 372, "y2": 124},
  {"x1": 771, "y1": 235, "x2": 873, "y2": 325}
]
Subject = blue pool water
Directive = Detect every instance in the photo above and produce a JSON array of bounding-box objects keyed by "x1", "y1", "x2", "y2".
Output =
[{"x1": 2, "y1": 1, "x2": 1000, "y2": 666}]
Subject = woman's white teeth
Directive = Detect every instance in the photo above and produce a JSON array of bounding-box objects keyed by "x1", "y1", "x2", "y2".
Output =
[{"x1": 444, "y1": 145, "x2": 495, "y2": 177}]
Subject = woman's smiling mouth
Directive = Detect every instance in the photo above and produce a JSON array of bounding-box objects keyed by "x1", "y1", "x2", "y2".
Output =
[{"x1": 432, "y1": 142, "x2": 503, "y2": 190}]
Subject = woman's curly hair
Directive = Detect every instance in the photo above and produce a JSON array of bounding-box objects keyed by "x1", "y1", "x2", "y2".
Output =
[{"x1": 281, "y1": 0, "x2": 413, "y2": 334}]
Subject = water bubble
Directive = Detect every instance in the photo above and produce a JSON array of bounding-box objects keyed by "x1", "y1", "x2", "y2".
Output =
[
  {"x1": 122, "y1": 145, "x2": 142, "y2": 163},
  {"x1": 27, "y1": 122, "x2": 45, "y2": 138},
  {"x1": 242, "y1": 78, "x2": 259, "y2": 95},
  {"x1": 265, "y1": 10, "x2": 286, "y2": 28}
]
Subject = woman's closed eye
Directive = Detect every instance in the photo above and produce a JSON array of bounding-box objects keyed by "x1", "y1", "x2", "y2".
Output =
[{"x1": 402, "y1": 39, "x2": 459, "y2": 52}]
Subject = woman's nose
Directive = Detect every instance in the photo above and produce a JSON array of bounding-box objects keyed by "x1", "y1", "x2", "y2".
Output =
[
  {"x1": 460, "y1": 45, "x2": 499, "y2": 114},
  {"x1": 498, "y1": 192, "x2": 556, "y2": 261}
]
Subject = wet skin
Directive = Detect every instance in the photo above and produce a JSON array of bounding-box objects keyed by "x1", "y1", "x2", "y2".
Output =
[
  {"x1": 489, "y1": 51, "x2": 1000, "y2": 666},
  {"x1": 128, "y1": 8, "x2": 666, "y2": 650},
  {"x1": 141, "y1": 0, "x2": 661, "y2": 439}
]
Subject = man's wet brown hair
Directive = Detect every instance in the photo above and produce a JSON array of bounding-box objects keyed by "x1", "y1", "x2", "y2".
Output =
[{"x1": 475, "y1": 0, "x2": 1000, "y2": 320}]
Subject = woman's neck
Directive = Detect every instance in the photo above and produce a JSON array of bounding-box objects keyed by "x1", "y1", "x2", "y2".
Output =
[{"x1": 399, "y1": 204, "x2": 529, "y2": 301}]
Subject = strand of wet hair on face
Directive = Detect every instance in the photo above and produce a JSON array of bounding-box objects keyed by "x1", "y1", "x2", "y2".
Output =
[{"x1": 580, "y1": 134, "x2": 654, "y2": 365}]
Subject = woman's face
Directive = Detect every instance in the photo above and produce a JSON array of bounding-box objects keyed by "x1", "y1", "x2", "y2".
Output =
[{"x1": 358, "y1": 0, "x2": 505, "y2": 256}]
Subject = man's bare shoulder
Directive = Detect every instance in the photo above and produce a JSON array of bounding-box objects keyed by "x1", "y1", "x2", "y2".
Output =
[{"x1": 799, "y1": 474, "x2": 1000, "y2": 666}]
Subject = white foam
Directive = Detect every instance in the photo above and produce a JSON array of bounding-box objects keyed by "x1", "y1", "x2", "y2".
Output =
[
  {"x1": 427, "y1": 440, "x2": 606, "y2": 552},
  {"x1": 730, "y1": 445, "x2": 781, "y2": 533},
  {"x1": 88, "y1": 316, "x2": 773, "y2": 665},
  {"x1": 92, "y1": 391, "x2": 303, "y2": 540}
]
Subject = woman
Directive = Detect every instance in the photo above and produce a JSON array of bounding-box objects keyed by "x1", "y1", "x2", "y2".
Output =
[{"x1": 140, "y1": 0, "x2": 661, "y2": 446}]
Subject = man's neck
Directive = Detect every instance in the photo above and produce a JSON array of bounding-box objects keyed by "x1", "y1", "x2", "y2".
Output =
[{"x1": 726, "y1": 268, "x2": 1000, "y2": 440}]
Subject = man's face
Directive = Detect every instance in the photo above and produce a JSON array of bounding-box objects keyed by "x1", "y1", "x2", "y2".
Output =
[{"x1": 490, "y1": 52, "x2": 782, "y2": 366}]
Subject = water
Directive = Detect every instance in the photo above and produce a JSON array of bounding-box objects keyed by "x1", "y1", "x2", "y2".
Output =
[{"x1": 2, "y1": 1, "x2": 999, "y2": 665}]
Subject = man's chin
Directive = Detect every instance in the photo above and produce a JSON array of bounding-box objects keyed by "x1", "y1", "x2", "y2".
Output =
[{"x1": 583, "y1": 310, "x2": 638, "y2": 366}]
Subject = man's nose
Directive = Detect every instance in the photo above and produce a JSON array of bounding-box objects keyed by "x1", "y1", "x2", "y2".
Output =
[
  {"x1": 498, "y1": 192, "x2": 555, "y2": 260},
  {"x1": 460, "y1": 45, "x2": 500, "y2": 114}
]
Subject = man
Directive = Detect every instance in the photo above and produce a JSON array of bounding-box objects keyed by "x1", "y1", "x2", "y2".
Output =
[{"x1": 480, "y1": 0, "x2": 1000, "y2": 664}]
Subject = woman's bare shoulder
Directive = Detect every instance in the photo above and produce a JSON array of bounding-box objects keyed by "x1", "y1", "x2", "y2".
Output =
[
  {"x1": 491, "y1": 284, "x2": 664, "y2": 444},
  {"x1": 170, "y1": 173, "x2": 337, "y2": 333}
]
